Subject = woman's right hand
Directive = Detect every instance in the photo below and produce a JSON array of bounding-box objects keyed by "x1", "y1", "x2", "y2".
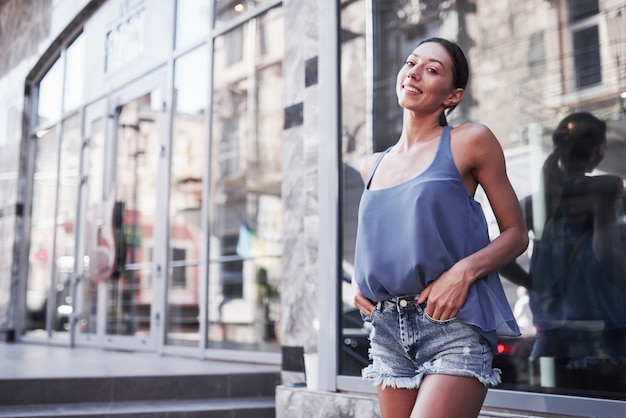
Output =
[{"x1": 352, "y1": 278, "x2": 375, "y2": 318}]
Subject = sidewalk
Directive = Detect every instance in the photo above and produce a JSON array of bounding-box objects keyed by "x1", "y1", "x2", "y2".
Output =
[
  {"x1": 0, "y1": 341, "x2": 281, "y2": 417},
  {"x1": 0, "y1": 341, "x2": 280, "y2": 379}
]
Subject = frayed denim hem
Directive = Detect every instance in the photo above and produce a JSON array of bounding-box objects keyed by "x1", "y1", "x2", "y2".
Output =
[
  {"x1": 362, "y1": 364, "x2": 502, "y2": 389},
  {"x1": 362, "y1": 364, "x2": 423, "y2": 390}
]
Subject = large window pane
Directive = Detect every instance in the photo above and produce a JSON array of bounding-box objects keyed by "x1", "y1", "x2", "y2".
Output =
[
  {"x1": 175, "y1": 0, "x2": 211, "y2": 49},
  {"x1": 25, "y1": 125, "x2": 58, "y2": 334},
  {"x1": 107, "y1": 92, "x2": 161, "y2": 337},
  {"x1": 81, "y1": 115, "x2": 106, "y2": 335},
  {"x1": 209, "y1": 6, "x2": 283, "y2": 353},
  {"x1": 166, "y1": 46, "x2": 209, "y2": 346},
  {"x1": 50, "y1": 114, "x2": 82, "y2": 333},
  {"x1": 339, "y1": 0, "x2": 626, "y2": 402},
  {"x1": 26, "y1": 50, "x2": 83, "y2": 336},
  {"x1": 63, "y1": 34, "x2": 85, "y2": 112},
  {"x1": 37, "y1": 59, "x2": 62, "y2": 126},
  {"x1": 339, "y1": 0, "x2": 370, "y2": 376}
]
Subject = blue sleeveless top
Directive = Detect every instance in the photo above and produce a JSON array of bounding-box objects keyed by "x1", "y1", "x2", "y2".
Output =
[{"x1": 353, "y1": 126, "x2": 520, "y2": 346}]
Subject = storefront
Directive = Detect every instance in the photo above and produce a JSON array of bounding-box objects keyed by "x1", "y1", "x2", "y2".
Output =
[
  {"x1": 10, "y1": 0, "x2": 284, "y2": 364},
  {"x1": 1, "y1": 0, "x2": 625, "y2": 416}
]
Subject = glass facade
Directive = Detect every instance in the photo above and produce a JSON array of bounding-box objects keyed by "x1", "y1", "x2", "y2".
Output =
[
  {"x1": 174, "y1": 0, "x2": 211, "y2": 49},
  {"x1": 25, "y1": 47, "x2": 84, "y2": 336},
  {"x1": 208, "y1": 5, "x2": 283, "y2": 351},
  {"x1": 20, "y1": 0, "x2": 284, "y2": 354},
  {"x1": 26, "y1": 123, "x2": 59, "y2": 334},
  {"x1": 81, "y1": 106, "x2": 107, "y2": 335},
  {"x1": 339, "y1": 0, "x2": 626, "y2": 403},
  {"x1": 166, "y1": 45, "x2": 208, "y2": 346}
]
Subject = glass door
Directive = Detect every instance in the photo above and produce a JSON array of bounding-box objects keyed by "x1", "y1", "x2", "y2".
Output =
[{"x1": 76, "y1": 70, "x2": 167, "y2": 350}]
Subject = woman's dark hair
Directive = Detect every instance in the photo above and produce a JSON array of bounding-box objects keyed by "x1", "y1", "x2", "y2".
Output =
[
  {"x1": 542, "y1": 112, "x2": 607, "y2": 218},
  {"x1": 418, "y1": 37, "x2": 469, "y2": 126},
  {"x1": 551, "y1": 112, "x2": 606, "y2": 160}
]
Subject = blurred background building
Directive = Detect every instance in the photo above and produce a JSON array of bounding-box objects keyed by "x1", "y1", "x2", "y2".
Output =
[{"x1": 0, "y1": 0, "x2": 624, "y2": 416}]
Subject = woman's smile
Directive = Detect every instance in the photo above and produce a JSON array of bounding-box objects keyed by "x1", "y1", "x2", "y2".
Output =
[{"x1": 402, "y1": 83, "x2": 422, "y2": 94}]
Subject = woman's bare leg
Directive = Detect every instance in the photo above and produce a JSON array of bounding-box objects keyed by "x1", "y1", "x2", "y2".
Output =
[
  {"x1": 410, "y1": 375, "x2": 488, "y2": 418},
  {"x1": 377, "y1": 385, "x2": 418, "y2": 418}
]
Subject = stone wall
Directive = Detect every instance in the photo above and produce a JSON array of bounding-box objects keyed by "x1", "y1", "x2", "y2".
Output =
[{"x1": 279, "y1": 0, "x2": 320, "y2": 371}]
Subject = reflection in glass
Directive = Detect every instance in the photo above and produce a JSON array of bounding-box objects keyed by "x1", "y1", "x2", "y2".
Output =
[
  {"x1": 573, "y1": 25, "x2": 601, "y2": 88},
  {"x1": 175, "y1": 0, "x2": 211, "y2": 49},
  {"x1": 568, "y1": 0, "x2": 599, "y2": 22},
  {"x1": 207, "y1": 258, "x2": 280, "y2": 349},
  {"x1": 214, "y1": 0, "x2": 263, "y2": 28},
  {"x1": 50, "y1": 114, "x2": 81, "y2": 333},
  {"x1": 338, "y1": 0, "x2": 626, "y2": 402},
  {"x1": 106, "y1": 92, "x2": 160, "y2": 336},
  {"x1": 166, "y1": 46, "x2": 208, "y2": 346},
  {"x1": 25, "y1": 125, "x2": 58, "y2": 334},
  {"x1": 209, "y1": 6, "x2": 283, "y2": 352},
  {"x1": 339, "y1": 0, "x2": 370, "y2": 376},
  {"x1": 26, "y1": 46, "x2": 83, "y2": 336},
  {"x1": 501, "y1": 113, "x2": 626, "y2": 398},
  {"x1": 81, "y1": 116, "x2": 106, "y2": 334}
]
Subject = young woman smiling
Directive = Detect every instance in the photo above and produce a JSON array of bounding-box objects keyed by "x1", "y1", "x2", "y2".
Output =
[{"x1": 352, "y1": 38, "x2": 529, "y2": 418}]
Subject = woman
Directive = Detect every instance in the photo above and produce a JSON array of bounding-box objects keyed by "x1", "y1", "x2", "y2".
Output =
[{"x1": 352, "y1": 37, "x2": 529, "y2": 418}]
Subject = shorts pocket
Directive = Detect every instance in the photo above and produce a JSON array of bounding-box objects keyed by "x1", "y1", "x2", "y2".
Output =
[
  {"x1": 423, "y1": 310, "x2": 458, "y2": 324},
  {"x1": 360, "y1": 306, "x2": 379, "y2": 324}
]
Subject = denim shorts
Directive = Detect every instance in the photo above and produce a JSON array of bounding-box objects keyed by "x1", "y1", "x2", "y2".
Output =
[{"x1": 362, "y1": 295, "x2": 501, "y2": 389}]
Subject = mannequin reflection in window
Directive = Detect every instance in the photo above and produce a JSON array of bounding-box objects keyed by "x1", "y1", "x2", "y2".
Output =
[{"x1": 500, "y1": 112, "x2": 626, "y2": 393}]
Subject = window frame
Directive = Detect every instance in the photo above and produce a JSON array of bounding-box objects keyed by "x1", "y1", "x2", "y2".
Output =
[{"x1": 567, "y1": 1, "x2": 602, "y2": 89}]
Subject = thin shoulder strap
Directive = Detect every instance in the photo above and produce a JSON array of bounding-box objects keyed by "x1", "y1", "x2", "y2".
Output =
[
  {"x1": 442, "y1": 125, "x2": 452, "y2": 145},
  {"x1": 365, "y1": 147, "x2": 392, "y2": 189}
]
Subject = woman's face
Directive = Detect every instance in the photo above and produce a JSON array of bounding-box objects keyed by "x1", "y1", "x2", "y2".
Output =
[
  {"x1": 396, "y1": 42, "x2": 462, "y2": 114},
  {"x1": 586, "y1": 139, "x2": 607, "y2": 172}
]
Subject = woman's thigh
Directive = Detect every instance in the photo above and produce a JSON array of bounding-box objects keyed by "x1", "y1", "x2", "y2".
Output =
[
  {"x1": 377, "y1": 385, "x2": 417, "y2": 418},
  {"x1": 410, "y1": 374, "x2": 487, "y2": 418}
]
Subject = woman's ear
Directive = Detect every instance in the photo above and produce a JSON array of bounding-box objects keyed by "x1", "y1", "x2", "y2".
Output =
[
  {"x1": 444, "y1": 88, "x2": 464, "y2": 108},
  {"x1": 588, "y1": 143, "x2": 604, "y2": 164}
]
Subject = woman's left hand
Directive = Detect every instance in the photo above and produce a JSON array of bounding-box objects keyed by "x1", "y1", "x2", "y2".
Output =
[{"x1": 417, "y1": 265, "x2": 470, "y2": 321}]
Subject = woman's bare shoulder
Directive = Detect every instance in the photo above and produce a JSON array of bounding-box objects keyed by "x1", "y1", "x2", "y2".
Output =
[
  {"x1": 585, "y1": 174, "x2": 624, "y2": 197},
  {"x1": 360, "y1": 153, "x2": 382, "y2": 182},
  {"x1": 452, "y1": 122, "x2": 497, "y2": 144},
  {"x1": 450, "y1": 122, "x2": 502, "y2": 166}
]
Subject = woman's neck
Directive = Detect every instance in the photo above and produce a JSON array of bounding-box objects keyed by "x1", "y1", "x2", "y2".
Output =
[
  {"x1": 558, "y1": 157, "x2": 588, "y2": 176},
  {"x1": 400, "y1": 113, "x2": 442, "y2": 147}
]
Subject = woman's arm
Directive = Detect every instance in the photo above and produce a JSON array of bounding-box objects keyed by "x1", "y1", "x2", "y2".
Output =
[
  {"x1": 418, "y1": 123, "x2": 529, "y2": 320},
  {"x1": 453, "y1": 123, "x2": 530, "y2": 274},
  {"x1": 499, "y1": 195, "x2": 533, "y2": 288},
  {"x1": 590, "y1": 176, "x2": 626, "y2": 285}
]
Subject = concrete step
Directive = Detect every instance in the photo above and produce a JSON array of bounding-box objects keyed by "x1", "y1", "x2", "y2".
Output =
[
  {"x1": 0, "y1": 397, "x2": 276, "y2": 418},
  {"x1": 0, "y1": 372, "x2": 280, "y2": 418}
]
